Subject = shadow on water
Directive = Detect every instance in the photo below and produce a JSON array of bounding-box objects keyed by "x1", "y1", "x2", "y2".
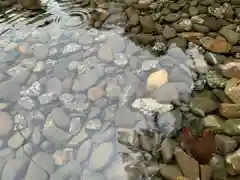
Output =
[{"x1": 0, "y1": 1, "x2": 196, "y2": 180}]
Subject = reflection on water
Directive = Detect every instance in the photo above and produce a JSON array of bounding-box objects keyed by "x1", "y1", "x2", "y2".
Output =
[{"x1": 0, "y1": 1, "x2": 194, "y2": 180}]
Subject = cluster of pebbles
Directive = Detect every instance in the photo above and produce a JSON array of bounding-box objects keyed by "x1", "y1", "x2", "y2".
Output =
[
  {"x1": 85, "y1": 0, "x2": 240, "y2": 179},
  {"x1": 0, "y1": 0, "x2": 239, "y2": 180}
]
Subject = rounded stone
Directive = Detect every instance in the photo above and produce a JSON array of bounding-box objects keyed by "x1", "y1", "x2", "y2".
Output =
[{"x1": 0, "y1": 111, "x2": 13, "y2": 138}]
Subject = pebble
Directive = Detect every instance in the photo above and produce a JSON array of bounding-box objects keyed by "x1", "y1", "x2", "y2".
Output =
[
  {"x1": 201, "y1": 36, "x2": 232, "y2": 53},
  {"x1": 132, "y1": 98, "x2": 174, "y2": 115},
  {"x1": 33, "y1": 61, "x2": 45, "y2": 72},
  {"x1": 77, "y1": 139, "x2": 93, "y2": 163},
  {"x1": 147, "y1": 69, "x2": 168, "y2": 91},
  {"x1": 18, "y1": 96, "x2": 35, "y2": 110},
  {"x1": 88, "y1": 142, "x2": 114, "y2": 170},
  {"x1": 175, "y1": 147, "x2": 200, "y2": 180},
  {"x1": 47, "y1": 108, "x2": 71, "y2": 131},
  {"x1": 97, "y1": 44, "x2": 114, "y2": 62},
  {"x1": 72, "y1": 66, "x2": 104, "y2": 92},
  {"x1": 8, "y1": 132, "x2": 25, "y2": 149},
  {"x1": 46, "y1": 77, "x2": 63, "y2": 96},
  {"x1": 0, "y1": 111, "x2": 13, "y2": 138}
]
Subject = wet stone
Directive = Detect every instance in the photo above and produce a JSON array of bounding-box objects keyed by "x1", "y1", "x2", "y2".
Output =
[
  {"x1": 68, "y1": 127, "x2": 88, "y2": 148},
  {"x1": 43, "y1": 125, "x2": 72, "y2": 147},
  {"x1": 2, "y1": 158, "x2": 29, "y2": 180},
  {"x1": 38, "y1": 93, "x2": 57, "y2": 105},
  {"x1": 88, "y1": 142, "x2": 115, "y2": 171},
  {"x1": 59, "y1": 93, "x2": 74, "y2": 104},
  {"x1": 62, "y1": 43, "x2": 81, "y2": 55},
  {"x1": 85, "y1": 118, "x2": 102, "y2": 131},
  {"x1": 115, "y1": 107, "x2": 145, "y2": 127},
  {"x1": 33, "y1": 61, "x2": 45, "y2": 72},
  {"x1": 32, "y1": 44, "x2": 49, "y2": 60},
  {"x1": 0, "y1": 111, "x2": 13, "y2": 138},
  {"x1": 31, "y1": 126, "x2": 43, "y2": 145},
  {"x1": 50, "y1": 160, "x2": 82, "y2": 180},
  {"x1": 16, "y1": 143, "x2": 34, "y2": 158},
  {"x1": 113, "y1": 53, "x2": 128, "y2": 67},
  {"x1": 97, "y1": 44, "x2": 114, "y2": 62},
  {"x1": 106, "y1": 83, "x2": 121, "y2": 99},
  {"x1": 77, "y1": 139, "x2": 93, "y2": 163},
  {"x1": 0, "y1": 79, "x2": 21, "y2": 102},
  {"x1": 8, "y1": 132, "x2": 24, "y2": 150},
  {"x1": 18, "y1": 96, "x2": 35, "y2": 110},
  {"x1": 25, "y1": 152, "x2": 55, "y2": 180},
  {"x1": 69, "y1": 117, "x2": 82, "y2": 135},
  {"x1": 72, "y1": 66, "x2": 104, "y2": 92},
  {"x1": 78, "y1": 35, "x2": 93, "y2": 45},
  {"x1": 7, "y1": 65, "x2": 30, "y2": 84},
  {"x1": 46, "y1": 77, "x2": 63, "y2": 96},
  {"x1": 47, "y1": 108, "x2": 71, "y2": 131},
  {"x1": 106, "y1": 34, "x2": 126, "y2": 53},
  {"x1": 21, "y1": 81, "x2": 41, "y2": 97}
]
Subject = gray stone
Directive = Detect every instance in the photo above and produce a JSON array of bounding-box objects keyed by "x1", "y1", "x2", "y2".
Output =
[
  {"x1": 72, "y1": 66, "x2": 104, "y2": 92},
  {"x1": 38, "y1": 93, "x2": 57, "y2": 105},
  {"x1": 18, "y1": 96, "x2": 35, "y2": 110},
  {"x1": 97, "y1": 45, "x2": 114, "y2": 62},
  {"x1": 33, "y1": 61, "x2": 45, "y2": 72},
  {"x1": 31, "y1": 126, "x2": 43, "y2": 145},
  {"x1": 0, "y1": 157, "x2": 6, "y2": 178},
  {"x1": 141, "y1": 60, "x2": 159, "y2": 71},
  {"x1": 92, "y1": 127, "x2": 116, "y2": 144},
  {"x1": 16, "y1": 143, "x2": 35, "y2": 159},
  {"x1": 60, "y1": 72, "x2": 74, "y2": 86},
  {"x1": 25, "y1": 152, "x2": 55, "y2": 180},
  {"x1": 85, "y1": 118, "x2": 102, "y2": 131},
  {"x1": 106, "y1": 83, "x2": 121, "y2": 99},
  {"x1": 0, "y1": 111, "x2": 13, "y2": 138},
  {"x1": 69, "y1": 117, "x2": 82, "y2": 135},
  {"x1": 68, "y1": 127, "x2": 88, "y2": 148},
  {"x1": 59, "y1": 93, "x2": 74, "y2": 104},
  {"x1": 77, "y1": 139, "x2": 93, "y2": 163},
  {"x1": 8, "y1": 132, "x2": 24, "y2": 150},
  {"x1": 106, "y1": 34, "x2": 126, "y2": 53},
  {"x1": 0, "y1": 79, "x2": 21, "y2": 102},
  {"x1": 132, "y1": 98, "x2": 174, "y2": 116},
  {"x1": 88, "y1": 142, "x2": 115, "y2": 171},
  {"x1": 21, "y1": 81, "x2": 41, "y2": 97},
  {"x1": 7, "y1": 65, "x2": 30, "y2": 84},
  {"x1": 68, "y1": 61, "x2": 79, "y2": 72},
  {"x1": 81, "y1": 170, "x2": 106, "y2": 180},
  {"x1": 115, "y1": 107, "x2": 145, "y2": 128},
  {"x1": 50, "y1": 160, "x2": 82, "y2": 180},
  {"x1": 88, "y1": 106, "x2": 101, "y2": 119},
  {"x1": 32, "y1": 44, "x2": 49, "y2": 60},
  {"x1": 2, "y1": 158, "x2": 29, "y2": 180},
  {"x1": 46, "y1": 77, "x2": 63, "y2": 96},
  {"x1": 78, "y1": 35, "x2": 93, "y2": 45},
  {"x1": 40, "y1": 141, "x2": 54, "y2": 153},
  {"x1": 62, "y1": 43, "x2": 81, "y2": 54},
  {"x1": 149, "y1": 83, "x2": 180, "y2": 104},
  {"x1": 156, "y1": 109, "x2": 182, "y2": 137},
  {"x1": 43, "y1": 126, "x2": 71, "y2": 147},
  {"x1": 0, "y1": 148, "x2": 15, "y2": 161},
  {"x1": 47, "y1": 108, "x2": 71, "y2": 131},
  {"x1": 113, "y1": 53, "x2": 128, "y2": 67}
]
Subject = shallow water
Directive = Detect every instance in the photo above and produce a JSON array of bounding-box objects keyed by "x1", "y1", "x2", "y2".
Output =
[{"x1": 0, "y1": 1, "x2": 194, "y2": 180}]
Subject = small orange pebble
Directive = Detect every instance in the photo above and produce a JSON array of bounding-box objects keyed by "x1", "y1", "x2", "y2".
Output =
[
  {"x1": 18, "y1": 44, "x2": 27, "y2": 53},
  {"x1": 18, "y1": 43, "x2": 31, "y2": 54}
]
